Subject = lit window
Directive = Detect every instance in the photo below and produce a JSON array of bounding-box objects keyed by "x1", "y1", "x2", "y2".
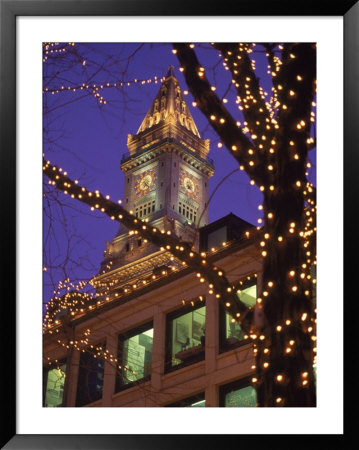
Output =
[
  {"x1": 166, "y1": 393, "x2": 205, "y2": 407},
  {"x1": 236, "y1": 280, "x2": 257, "y2": 307},
  {"x1": 166, "y1": 302, "x2": 206, "y2": 371},
  {"x1": 116, "y1": 323, "x2": 153, "y2": 390},
  {"x1": 135, "y1": 200, "x2": 155, "y2": 219},
  {"x1": 220, "y1": 278, "x2": 257, "y2": 350},
  {"x1": 178, "y1": 201, "x2": 197, "y2": 223},
  {"x1": 43, "y1": 361, "x2": 66, "y2": 407},
  {"x1": 220, "y1": 379, "x2": 257, "y2": 407},
  {"x1": 76, "y1": 344, "x2": 105, "y2": 407}
]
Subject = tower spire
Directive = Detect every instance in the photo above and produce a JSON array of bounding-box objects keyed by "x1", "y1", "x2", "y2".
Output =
[
  {"x1": 166, "y1": 65, "x2": 175, "y2": 78},
  {"x1": 135, "y1": 65, "x2": 201, "y2": 139}
]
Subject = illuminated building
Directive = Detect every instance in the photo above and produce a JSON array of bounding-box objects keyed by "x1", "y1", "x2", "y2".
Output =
[{"x1": 43, "y1": 67, "x2": 261, "y2": 407}]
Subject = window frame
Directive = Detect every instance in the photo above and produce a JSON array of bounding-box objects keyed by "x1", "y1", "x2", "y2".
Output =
[
  {"x1": 75, "y1": 341, "x2": 106, "y2": 407},
  {"x1": 165, "y1": 392, "x2": 205, "y2": 407},
  {"x1": 219, "y1": 276, "x2": 257, "y2": 353},
  {"x1": 115, "y1": 321, "x2": 154, "y2": 392},
  {"x1": 43, "y1": 358, "x2": 67, "y2": 407},
  {"x1": 165, "y1": 299, "x2": 206, "y2": 373},
  {"x1": 219, "y1": 376, "x2": 257, "y2": 407}
]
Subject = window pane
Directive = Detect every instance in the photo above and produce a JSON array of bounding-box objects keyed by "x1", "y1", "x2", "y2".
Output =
[
  {"x1": 44, "y1": 363, "x2": 66, "y2": 407},
  {"x1": 225, "y1": 385, "x2": 257, "y2": 407},
  {"x1": 225, "y1": 311, "x2": 245, "y2": 344},
  {"x1": 118, "y1": 327, "x2": 153, "y2": 387},
  {"x1": 76, "y1": 347, "x2": 105, "y2": 406},
  {"x1": 166, "y1": 393, "x2": 205, "y2": 407},
  {"x1": 238, "y1": 283, "x2": 257, "y2": 307},
  {"x1": 189, "y1": 399, "x2": 205, "y2": 407},
  {"x1": 207, "y1": 226, "x2": 227, "y2": 250},
  {"x1": 169, "y1": 305, "x2": 205, "y2": 368},
  {"x1": 224, "y1": 282, "x2": 257, "y2": 346}
]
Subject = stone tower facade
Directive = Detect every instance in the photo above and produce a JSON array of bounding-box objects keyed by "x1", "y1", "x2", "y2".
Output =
[{"x1": 92, "y1": 67, "x2": 214, "y2": 295}]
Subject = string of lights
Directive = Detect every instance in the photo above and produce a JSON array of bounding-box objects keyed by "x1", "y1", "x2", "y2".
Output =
[
  {"x1": 172, "y1": 42, "x2": 317, "y2": 407},
  {"x1": 43, "y1": 42, "x2": 317, "y2": 407},
  {"x1": 43, "y1": 157, "x2": 255, "y2": 332}
]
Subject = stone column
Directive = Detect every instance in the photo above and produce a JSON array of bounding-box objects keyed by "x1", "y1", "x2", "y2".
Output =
[
  {"x1": 205, "y1": 384, "x2": 219, "y2": 408},
  {"x1": 151, "y1": 306, "x2": 166, "y2": 397},
  {"x1": 101, "y1": 332, "x2": 118, "y2": 406},
  {"x1": 64, "y1": 348, "x2": 80, "y2": 407},
  {"x1": 204, "y1": 294, "x2": 219, "y2": 406}
]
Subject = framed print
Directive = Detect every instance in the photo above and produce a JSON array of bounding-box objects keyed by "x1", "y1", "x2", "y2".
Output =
[{"x1": 1, "y1": 0, "x2": 357, "y2": 448}]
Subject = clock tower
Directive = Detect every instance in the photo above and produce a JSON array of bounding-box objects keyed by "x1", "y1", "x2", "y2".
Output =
[{"x1": 93, "y1": 66, "x2": 214, "y2": 293}]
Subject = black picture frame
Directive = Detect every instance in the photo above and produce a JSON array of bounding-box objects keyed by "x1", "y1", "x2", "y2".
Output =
[{"x1": 1, "y1": 0, "x2": 356, "y2": 448}]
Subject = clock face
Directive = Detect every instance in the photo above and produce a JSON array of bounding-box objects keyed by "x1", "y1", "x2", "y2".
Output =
[
  {"x1": 183, "y1": 177, "x2": 195, "y2": 194},
  {"x1": 180, "y1": 171, "x2": 199, "y2": 199},
  {"x1": 136, "y1": 170, "x2": 156, "y2": 196}
]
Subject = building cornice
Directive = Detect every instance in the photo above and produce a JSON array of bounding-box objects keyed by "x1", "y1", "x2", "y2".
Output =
[
  {"x1": 44, "y1": 236, "x2": 256, "y2": 333},
  {"x1": 121, "y1": 137, "x2": 214, "y2": 176},
  {"x1": 93, "y1": 249, "x2": 175, "y2": 286}
]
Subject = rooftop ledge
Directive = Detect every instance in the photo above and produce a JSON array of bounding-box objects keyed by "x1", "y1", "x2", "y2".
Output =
[{"x1": 121, "y1": 137, "x2": 214, "y2": 169}]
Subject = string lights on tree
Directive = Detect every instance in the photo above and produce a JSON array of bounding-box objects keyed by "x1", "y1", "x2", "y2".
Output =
[
  {"x1": 43, "y1": 42, "x2": 317, "y2": 408},
  {"x1": 172, "y1": 42, "x2": 317, "y2": 407},
  {"x1": 43, "y1": 158, "x2": 254, "y2": 333}
]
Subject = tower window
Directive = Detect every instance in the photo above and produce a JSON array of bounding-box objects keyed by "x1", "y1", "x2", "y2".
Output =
[
  {"x1": 135, "y1": 200, "x2": 155, "y2": 219},
  {"x1": 125, "y1": 243, "x2": 130, "y2": 252},
  {"x1": 178, "y1": 201, "x2": 197, "y2": 224}
]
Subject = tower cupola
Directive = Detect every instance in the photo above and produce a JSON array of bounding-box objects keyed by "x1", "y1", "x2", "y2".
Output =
[{"x1": 127, "y1": 66, "x2": 209, "y2": 160}]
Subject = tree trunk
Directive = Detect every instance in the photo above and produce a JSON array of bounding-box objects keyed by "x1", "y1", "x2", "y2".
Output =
[{"x1": 255, "y1": 140, "x2": 316, "y2": 407}]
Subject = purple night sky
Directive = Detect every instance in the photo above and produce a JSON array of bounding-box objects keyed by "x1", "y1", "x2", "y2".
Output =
[{"x1": 43, "y1": 42, "x2": 316, "y2": 307}]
